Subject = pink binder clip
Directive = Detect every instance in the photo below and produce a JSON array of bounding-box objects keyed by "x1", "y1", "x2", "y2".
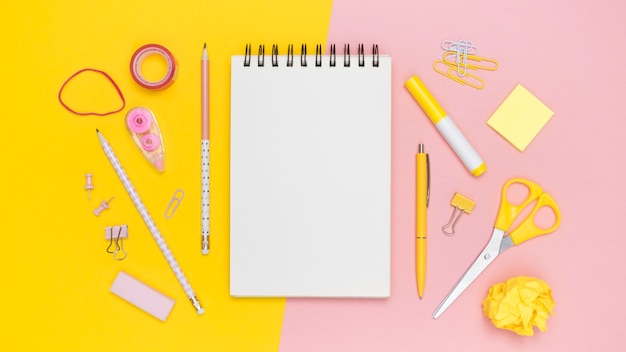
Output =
[{"x1": 105, "y1": 225, "x2": 128, "y2": 260}]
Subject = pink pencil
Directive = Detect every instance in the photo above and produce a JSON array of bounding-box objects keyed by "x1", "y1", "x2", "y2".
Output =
[{"x1": 201, "y1": 43, "x2": 210, "y2": 255}]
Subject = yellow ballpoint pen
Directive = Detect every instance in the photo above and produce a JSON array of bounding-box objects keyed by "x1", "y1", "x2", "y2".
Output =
[{"x1": 416, "y1": 144, "x2": 429, "y2": 298}]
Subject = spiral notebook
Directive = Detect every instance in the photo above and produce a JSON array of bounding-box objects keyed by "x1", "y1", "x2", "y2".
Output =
[{"x1": 230, "y1": 44, "x2": 391, "y2": 297}]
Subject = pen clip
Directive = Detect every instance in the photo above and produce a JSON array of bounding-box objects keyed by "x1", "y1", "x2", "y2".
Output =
[{"x1": 426, "y1": 153, "x2": 430, "y2": 207}]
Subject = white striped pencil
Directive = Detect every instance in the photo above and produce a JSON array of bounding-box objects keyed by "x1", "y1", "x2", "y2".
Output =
[{"x1": 96, "y1": 129, "x2": 204, "y2": 315}]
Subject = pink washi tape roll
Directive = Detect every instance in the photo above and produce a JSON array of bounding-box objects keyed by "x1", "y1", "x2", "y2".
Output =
[{"x1": 130, "y1": 44, "x2": 178, "y2": 90}]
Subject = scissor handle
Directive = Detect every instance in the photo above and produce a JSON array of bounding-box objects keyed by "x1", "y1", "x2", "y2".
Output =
[
  {"x1": 509, "y1": 193, "x2": 561, "y2": 245},
  {"x1": 494, "y1": 178, "x2": 544, "y2": 231}
]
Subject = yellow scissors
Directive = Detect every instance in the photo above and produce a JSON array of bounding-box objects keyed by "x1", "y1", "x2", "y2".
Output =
[{"x1": 433, "y1": 178, "x2": 562, "y2": 319}]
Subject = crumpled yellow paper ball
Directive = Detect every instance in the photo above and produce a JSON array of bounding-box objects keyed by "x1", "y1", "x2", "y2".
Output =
[{"x1": 482, "y1": 276, "x2": 555, "y2": 336}]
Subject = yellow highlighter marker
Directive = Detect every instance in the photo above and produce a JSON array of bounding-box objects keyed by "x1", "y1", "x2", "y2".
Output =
[
  {"x1": 416, "y1": 144, "x2": 428, "y2": 298},
  {"x1": 405, "y1": 75, "x2": 486, "y2": 177}
]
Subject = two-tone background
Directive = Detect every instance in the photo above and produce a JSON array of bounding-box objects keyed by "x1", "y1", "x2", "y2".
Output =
[{"x1": 2, "y1": 1, "x2": 625, "y2": 350}]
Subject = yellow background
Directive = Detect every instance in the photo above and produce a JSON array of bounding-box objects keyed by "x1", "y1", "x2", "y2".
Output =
[{"x1": 1, "y1": 1, "x2": 332, "y2": 350}]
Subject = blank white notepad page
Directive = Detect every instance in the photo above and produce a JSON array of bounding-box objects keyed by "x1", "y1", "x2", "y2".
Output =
[{"x1": 230, "y1": 51, "x2": 391, "y2": 297}]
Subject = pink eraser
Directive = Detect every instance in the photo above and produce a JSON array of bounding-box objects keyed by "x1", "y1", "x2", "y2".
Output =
[{"x1": 110, "y1": 271, "x2": 175, "y2": 321}]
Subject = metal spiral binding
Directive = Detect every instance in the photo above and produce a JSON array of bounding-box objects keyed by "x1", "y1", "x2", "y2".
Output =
[
  {"x1": 301, "y1": 44, "x2": 307, "y2": 67},
  {"x1": 242, "y1": 43, "x2": 380, "y2": 68},
  {"x1": 287, "y1": 44, "x2": 294, "y2": 67},
  {"x1": 272, "y1": 45, "x2": 279, "y2": 67},
  {"x1": 244, "y1": 44, "x2": 251, "y2": 66},
  {"x1": 358, "y1": 43, "x2": 365, "y2": 67},
  {"x1": 315, "y1": 45, "x2": 322, "y2": 67},
  {"x1": 373, "y1": 44, "x2": 379, "y2": 67},
  {"x1": 258, "y1": 44, "x2": 265, "y2": 67}
]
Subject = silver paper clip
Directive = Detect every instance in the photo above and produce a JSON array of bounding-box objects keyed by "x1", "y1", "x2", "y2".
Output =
[
  {"x1": 439, "y1": 40, "x2": 477, "y2": 76},
  {"x1": 434, "y1": 40, "x2": 498, "y2": 90},
  {"x1": 164, "y1": 189, "x2": 185, "y2": 219}
]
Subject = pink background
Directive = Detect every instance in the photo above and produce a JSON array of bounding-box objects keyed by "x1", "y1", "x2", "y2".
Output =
[{"x1": 280, "y1": 0, "x2": 626, "y2": 351}]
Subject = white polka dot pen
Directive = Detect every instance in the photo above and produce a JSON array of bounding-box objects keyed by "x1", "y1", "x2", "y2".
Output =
[{"x1": 96, "y1": 129, "x2": 204, "y2": 315}]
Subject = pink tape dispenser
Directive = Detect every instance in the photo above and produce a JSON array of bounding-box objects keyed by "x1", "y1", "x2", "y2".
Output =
[{"x1": 125, "y1": 107, "x2": 165, "y2": 172}]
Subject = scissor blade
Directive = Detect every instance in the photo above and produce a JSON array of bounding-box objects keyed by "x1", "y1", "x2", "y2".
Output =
[{"x1": 433, "y1": 229, "x2": 505, "y2": 319}]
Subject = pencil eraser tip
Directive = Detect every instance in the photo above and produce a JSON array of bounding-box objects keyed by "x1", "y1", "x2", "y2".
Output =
[
  {"x1": 197, "y1": 308, "x2": 205, "y2": 315},
  {"x1": 202, "y1": 249, "x2": 209, "y2": 255}
]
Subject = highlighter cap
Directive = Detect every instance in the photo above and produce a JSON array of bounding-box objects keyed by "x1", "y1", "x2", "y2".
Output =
[
  {"x1": 405, "y1": 75, "x2": 446, "y2": 124},
  {"x1": 472, "y1": 163, "x2": 487, "y2": 177}
]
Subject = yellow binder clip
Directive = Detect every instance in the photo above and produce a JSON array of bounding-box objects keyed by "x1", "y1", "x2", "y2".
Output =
[{"x1": 442, "y1": 193, "x2": 476, "y2": 236}]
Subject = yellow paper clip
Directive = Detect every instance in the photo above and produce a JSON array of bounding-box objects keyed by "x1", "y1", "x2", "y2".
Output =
[
  {"x1": 434, "y1": 39, "x2": 499, "y2": 90},
  {"x1": 433, "y1": 60, "x2": 486, "y2": 90},
  {"x1": 442, "y1": 51, "x2": 499, "y2": 71},
  {"x1": 442, "y1": 193, "x2": 476, "y2": 236}
]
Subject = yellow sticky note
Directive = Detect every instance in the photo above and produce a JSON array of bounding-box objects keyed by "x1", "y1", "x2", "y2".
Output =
[{"x1": 487, "y1": 84, "x2": 554, "y2": 151}]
